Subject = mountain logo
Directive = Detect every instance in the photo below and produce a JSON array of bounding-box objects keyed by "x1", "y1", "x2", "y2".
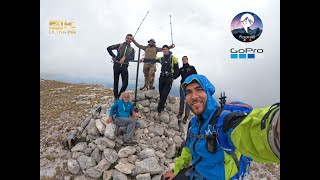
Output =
[{"x1": 231, "y1": 12, "x2": 263, "y2": 42}]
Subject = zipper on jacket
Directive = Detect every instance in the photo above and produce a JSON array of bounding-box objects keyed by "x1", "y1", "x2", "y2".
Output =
[
  {"x1": 192, "y1": 118, "x2": 204, "y2": 153},
  {"x1": 191, "y1": 117, "x2": 204, "y2": 174}
]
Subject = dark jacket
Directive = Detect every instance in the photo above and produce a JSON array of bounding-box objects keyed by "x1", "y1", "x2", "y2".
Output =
[
  {"x1": 177, "y1": 63, "x2": 197, "y2": 84},
  {"x1": 107, "y1": 42, "x2": 135, "y2": 62}
]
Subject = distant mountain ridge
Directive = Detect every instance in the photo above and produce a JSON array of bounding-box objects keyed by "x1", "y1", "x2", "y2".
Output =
[{"x1": 40, "y1": 73, "x2": 180, "y2": 97}]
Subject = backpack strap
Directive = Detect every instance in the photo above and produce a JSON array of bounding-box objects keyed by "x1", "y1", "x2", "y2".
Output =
[
  {"x1": 187, "y1": 108, "x2": 222, "y2": 140},
  {"x1": 160, "y1": 55, "x2": 172, "y2": 63},
  {"x1": 187, "y1": 133, "x2": 207, "y2": 139},
  {"x1": 213, "y1": 110, "x2": 241, "y2": 170},
  {"x1": 215, "y1": 111, "x2": 236, "y2": 153},
  {"x1": 214, "y1": 110, "x2": 253, "y2": 178},
  {"x1": 208, "y1": 107, "x2": 223, "y2": 126},
  {"x1": 261, "y1": 102, "x2": 280, "y2": 130}
]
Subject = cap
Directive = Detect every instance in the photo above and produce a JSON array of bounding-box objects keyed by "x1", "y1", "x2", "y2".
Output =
[{"x1": 148, "y1": 39, "x2": 156, "y2": 43}]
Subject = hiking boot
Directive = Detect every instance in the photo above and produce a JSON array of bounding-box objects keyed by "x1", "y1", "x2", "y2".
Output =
[
  {"x1": 123, "y1": 140, "x2": 138, "y2": 145},
  {"x1": 149, "y1": 85, "x2": 155, "y2": 90},
  {"x1": 157, "y1": 104, "x2": 164, "y2": 113}
]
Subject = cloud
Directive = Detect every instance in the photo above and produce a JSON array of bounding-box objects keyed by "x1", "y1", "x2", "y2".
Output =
[{"x1": 40, "y1": 0, "x2": 279, "y2": 108}]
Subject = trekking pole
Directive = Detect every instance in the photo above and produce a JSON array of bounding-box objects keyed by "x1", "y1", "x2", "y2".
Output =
[
  {"x1": 219, "y1": 91, "x2": 227, "y2": 108},
  {"x1": 133, "y1": 11, "x2": 149, "y2": 38},
  {"x1": 170, "y1": 15, "x2": 173, "y2": 44},
  {"x1": 133, "y1": 48, "x2": 141, "y2": 112}
]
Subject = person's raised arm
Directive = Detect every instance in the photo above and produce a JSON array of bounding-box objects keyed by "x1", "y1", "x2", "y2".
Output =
[
  {"x1": 156, "y1": 44, "x2": 175, "y2": 52},
  {"x1": 131, "y1": 37, "x2": 147, "y2": 50}
]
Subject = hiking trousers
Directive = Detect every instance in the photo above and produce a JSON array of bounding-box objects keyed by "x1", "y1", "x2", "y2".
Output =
[
  {"x1": 179, "y1": 86, "x2": 190, "y2": 117},
  {"x1": 113, "y1": 63, "x2": 128, "y2": 99},
  {"x1": 114, "y1": 117, "x2": 138, "y2": 142},
  {"x1": 158, "y1": 76, "x2": 173, "y2": 110},
  {"x1": 143, "y1": 63, "x2": 157, "y2": 88}
]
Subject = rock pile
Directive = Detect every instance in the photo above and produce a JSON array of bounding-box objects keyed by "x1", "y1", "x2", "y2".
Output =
[
  {"x1": 66, "y1": 89, "x2": 188, "y2": 180},
  {"x1": 40, "y1": 79, "x2": 279, "y2": 180}
]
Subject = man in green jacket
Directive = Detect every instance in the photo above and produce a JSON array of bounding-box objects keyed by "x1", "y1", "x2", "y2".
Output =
[
  {"x1": 132, "y1": 37, "x2": 175, "y2": 90},
  {"x1": 140, "y1": 45, "x2": 179, "y2": 113}
]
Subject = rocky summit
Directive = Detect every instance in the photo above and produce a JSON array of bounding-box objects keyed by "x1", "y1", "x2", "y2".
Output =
[{"x1": 40, "y1": 79, "x2": 280, "y2": 180}]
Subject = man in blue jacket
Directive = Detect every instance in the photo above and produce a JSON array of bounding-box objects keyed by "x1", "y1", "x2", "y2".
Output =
[
  {"x1": 106, "y1": 92, "x2": 140, "y2": 145},
  {"x1": 140, "y1": 45, "x2": 179, "y2": 113},
  {"x1": 162, "y1": 74, "x2": 280, "y2": 180}
]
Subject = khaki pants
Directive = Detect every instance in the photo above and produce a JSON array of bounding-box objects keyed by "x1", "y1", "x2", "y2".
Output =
[{"x1": 143, "y1": 63, "x2": 157, "y2": 87}]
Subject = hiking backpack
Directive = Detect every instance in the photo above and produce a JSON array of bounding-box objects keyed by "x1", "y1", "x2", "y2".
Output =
[
  {"x1": 211, "y1": 105, "x2": 253, "y2": 179},
  {"x1": 223, "y1": 101, "x2": 253, "y2": 114},
  {"x1": 211, "y1": 95, "x2": 253, "y2": 179},
  {"x1": 160, "y1": 55, "x2": 173, "y2": 74}
]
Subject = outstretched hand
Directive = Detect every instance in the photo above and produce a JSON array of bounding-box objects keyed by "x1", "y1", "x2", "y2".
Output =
[
  {"x1": 139, "y1": 58, "x2": 144, "y2": 62},
  {"x1": 162, "y1": 171, "x2": 174, "y2": 180},
  {"x1": 106, "y1": 117, "x2": 113, "y2": 123}
]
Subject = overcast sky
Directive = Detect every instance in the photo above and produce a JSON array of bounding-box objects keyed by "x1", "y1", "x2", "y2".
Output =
[{"x1": 40, "y1": 0, "x2": 279, "y2": 108}]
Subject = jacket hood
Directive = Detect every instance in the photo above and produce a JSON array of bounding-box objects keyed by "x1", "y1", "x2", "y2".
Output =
[{"x1": 181, "y1": 74, "x2": 218, "y2": 120}]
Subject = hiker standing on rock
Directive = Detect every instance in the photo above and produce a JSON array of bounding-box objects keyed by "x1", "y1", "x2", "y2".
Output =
[
  {"x1": 107, "y1": 34, "x2": 135, "y2": 101},
  {"x1": 106, "y1": 92, "x2": 140, "y2": 145},
  {"x1": 139, "y1": 45, "x2": 179, "y2": 113},
  {"x1": 131, "y1": 37, "x2": 175, "y2": 91},
  {"x1": 162, "y1": 74, "x2": 280, "y2": 180},
  {"x1": 176, "y1": 56, "x2": 197, "y2": 124}
]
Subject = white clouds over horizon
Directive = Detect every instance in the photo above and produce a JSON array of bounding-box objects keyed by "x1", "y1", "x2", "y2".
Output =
[{"x1": 40, "y1": 0, "x2": 279, "y2": 108}]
